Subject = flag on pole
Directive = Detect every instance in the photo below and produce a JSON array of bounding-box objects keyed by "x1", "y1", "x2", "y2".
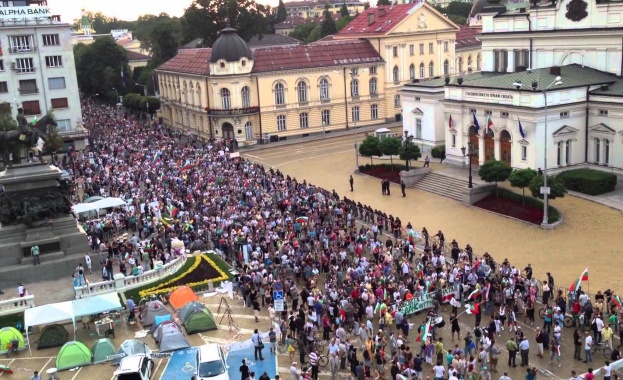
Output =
[
  {"x1": 170, "y1": 205, "x2": 179, "y2": 218},
  {"x1": 407, "y1": 229, "x2": 417, "y2": 243},
  {"x1": 472, "y1": 113, "x2": 480, "y2": 134},
  {"x1": 568, "y1": 277, "x2": 581, "y2": 293},
  {"x1": 465, "y1": 302, "x2": 480, "y2": 315},
  {"x1": 152, "y1": 153, "x2": 161, "y2": 165},
  {"x1": 486, "y1": 117, "x2": 494, "y2": 132},
  {"x1": 416, "y1": 319, "x2": 431, "y2": 343},
  {"x1": 180, "y1": 160, "x2": 193, "y2": 172},
  {"x1": 468, "y1": 287, "x2": 482, "y2": 301},
  {"x1": 612, "y1": 295, "x2": 622, "y2": 309},
  {"x1": 518, "y1": 117, "x2": 526, "y2": 139},
  {"x1": 580, "y1": 268, "x2": 589, "y2": 282},
  {"x1": 449, "y1": 115, "x2": 454, "y2": 130}
]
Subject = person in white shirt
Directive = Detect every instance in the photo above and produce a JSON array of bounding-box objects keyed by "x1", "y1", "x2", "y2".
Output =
[
  {"x1": 584, "y1": 331, "x2": 593, "y2": 363},
  {"x1": 603, "y1": 361, "x2": 612, "y2": 380},
  {"x1": 84, "y1": 253, "x2": 92, "y2": 274},
  {"x1": 499, "y1": 372, "x2": 512, "y2": 380},
  {"x1": 432, "y1": 362, "x2": 445, "y2": 380}
]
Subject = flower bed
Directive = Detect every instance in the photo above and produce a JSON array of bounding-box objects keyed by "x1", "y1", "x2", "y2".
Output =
[
  {"x1": 358, "y1": 164, "x2": 408, "y2": 184},
  {"x1": 474, "y1": 189, "x2": 560, "y2": 225}
]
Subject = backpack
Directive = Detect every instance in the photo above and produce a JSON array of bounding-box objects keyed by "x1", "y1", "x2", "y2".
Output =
[{"x1": 474, "y1": 328, "x2": 482, "y2": 338}]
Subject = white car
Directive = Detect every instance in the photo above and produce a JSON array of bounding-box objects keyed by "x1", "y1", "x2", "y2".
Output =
[
  {"x1": 197, "y1": 343, "x2": 229, "y2": 380},
  {"x1": 114, "y1": 354, "x2": 154, "y2": 380}
]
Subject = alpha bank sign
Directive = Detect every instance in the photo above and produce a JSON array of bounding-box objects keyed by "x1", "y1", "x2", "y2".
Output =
[
  {"x1": 0, "y1": 6, "x2": 53, "y2": 20},
  {"x1": 464, "y1": 91, "x2": 515, "y2": 102}
]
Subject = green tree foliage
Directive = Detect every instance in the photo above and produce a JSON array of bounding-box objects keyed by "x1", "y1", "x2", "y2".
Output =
[
  {"x1": 133, "y1": 14, "x2": 182, "y2": 66},
  {"x1": 306, "y1": 26, "x2": 322, "y2": 44},
  {"x1": 290, "y1": 23, "x2": 317, "y2": 42},
  {"x1": 399, "y1": 137, "x2": 422, "y2": 171},
  {"x1": 74, "y1": 38, "x2": 129, "y2": 96},
  {"x1": 340, "y1": 3, "x2": 350, "y2": 17},
  {"x1": 336, "y1": 16, "x2": 353, "y2": 31},
  {"x1": 379, "y1": 137, "x2": 402, "y2": 171},
  {"x1": 478, "y1": 159, "x2": 512, "y2": 196},
  {"x1": 320, "y1": 5, "x2": 337, "y2": 38},
  {"x1": 276, "y1": 0, "x2": 288, "y2": 23},
  {"x1": 123, "y1": 93, "x2": 161, "y2": 114},
  {"x1": 358, "y1": 136, "x2": 382, "y2": 165},
  {"x1": 0, "y1": 109, "x2": 18, "y2": 132},
  {"x1": 72, "y1": 11, "x2": 136, "y2": 34},
  {"x1": 377, "y1": 0, "x2": 391, "y2": 5},
  {"x1": 364, "y1": 2, "x2": 371, "y2": 10},
  {"x1": 445, "y1": 1, "x2": 473, "y2": 17},
  {"x1": 447, "y1": 15, "x2": 467, "y2": 25},
  {"x1": 181, "y1": 0, "x2": 271, "y2": 47},
  {"x1": 529, "y1": 174, "x2": 567, "y2": 200},
  {"x1": 508, "y1": 168, "x2": 537, "y2": 204}
]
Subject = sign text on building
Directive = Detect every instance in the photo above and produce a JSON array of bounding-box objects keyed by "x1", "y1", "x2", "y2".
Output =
[
  {"x1": 464, "y1": 92, "x2": 513, "y2": 100},
  {"x1": 0, "y1": 6, "x2": 52, "y2": 20}
]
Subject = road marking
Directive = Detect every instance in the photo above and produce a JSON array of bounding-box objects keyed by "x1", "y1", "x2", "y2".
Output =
[
  {"x1": 273, "y1": 150, "x2": 353, "y2": 168},
  {"x1": 203, "y1": 303, "x2": 248, "y2": 310},
  {"x1": 69, "y1": 367, "x2": 82, "y2": 380},
  {"x1": 39, "y1": 358, "x2": 52, "y2": 377},
  {"x1": 215, "y1": 324, "x2": 256, "y2": 334}
]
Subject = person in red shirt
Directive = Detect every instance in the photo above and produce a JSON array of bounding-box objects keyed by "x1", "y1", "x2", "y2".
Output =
[{"x1": 585, "y1": 368, "x2": 595, "y2": 380}]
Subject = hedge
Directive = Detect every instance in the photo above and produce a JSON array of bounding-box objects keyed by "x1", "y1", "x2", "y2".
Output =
[
  {"x1": 498, "y1": 188, "x2": 561, "y2": 223},
  {"x1": 358, "y1": 163, "x2": 409, "y2": 172},
  {"x1": 431, "y1": 145, "x2": 446, "y2": 159},
  {"x1": 557, "y1": 169, "x2": 618, "y2": 196}
]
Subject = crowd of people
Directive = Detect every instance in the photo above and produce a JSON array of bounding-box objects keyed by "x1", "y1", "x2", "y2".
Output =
[{"x1": 58, "y1": 101, "x2": 623, "y2": 380}]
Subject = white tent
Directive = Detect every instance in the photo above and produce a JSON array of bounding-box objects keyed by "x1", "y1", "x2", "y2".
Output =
[
  {"x1": 92, "y1": 197, "x2": 126, "y2": 210},
  {"x1": 24, "y1": 301, "x2": 75, "y2": 355},
  {"x1": 73, "y1": 293, "x2": 123, "y2": 320},
  {"x1": 71, "y1": 203, "x2": 98, "y2": 214}
]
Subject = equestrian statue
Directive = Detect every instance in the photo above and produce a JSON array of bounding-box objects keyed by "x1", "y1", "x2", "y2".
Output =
[{"x1": 0, "y1": 108, "x2": 57, "y2": 166}]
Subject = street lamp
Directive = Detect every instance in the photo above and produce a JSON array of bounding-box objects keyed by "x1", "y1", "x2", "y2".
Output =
[
  {"x1": 461, "y1": 142, "x2": 479, "y2": 188},
  {"x1": 513, "y1": 76, "x2": 562, "y2": 226}
]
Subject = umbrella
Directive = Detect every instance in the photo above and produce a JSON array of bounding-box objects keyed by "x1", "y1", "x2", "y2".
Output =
[{"x1": 295, "y1": 216, "x2": 309, "y2": 224}]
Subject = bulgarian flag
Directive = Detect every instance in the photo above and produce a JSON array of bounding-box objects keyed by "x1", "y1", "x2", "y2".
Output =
[
  {"x1": 152, "y1": 153, "x2": 161, "y2": 165},
  {"x1": 170, "y1": 205, "x2": 179, "y2": 218},
  {"x1": 416, "y1": 319, "x2": 431, "y2": 343},
  {"x1": 408, "y1": 229, "x2": 417, "y2": 243},
  {"x1": 468, "y1": 287, "x2": 482, "y2": 301},
  {"x1": 580, "y1": 267, "x2": 589, "y2": 282},
  {"x1": 180, "y1": 160, "x2": 192, "y2": 172},
  {"x1": 486, "y1": 117, "x2": 494, "y2": 132},
  {"x1": 465, "y1": 302, "x2": 479, "y2": 315},
  {"x1": 569, "y1": 278, "x2": 581, "y2": 293},
  {"x1": 449, "y1": 115, "x2": 454, "y2": 130},
  {"x1": 612, "y1": 295, "x2": 622, "y2": 309},
  {"x1": 374, "y1": 302, "x2": 387, "y2": 318}
]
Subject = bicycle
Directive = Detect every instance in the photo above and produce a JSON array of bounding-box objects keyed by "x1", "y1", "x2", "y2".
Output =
[
  {"x1": 590, "y1": 341, "x2": 613, "y2": 357},
  {"x1": 292, "y1": 339, "x2": 326, "y2": 354},
  {"x1": 538, "y1": 309, "x2": 575, "y2": 328}
]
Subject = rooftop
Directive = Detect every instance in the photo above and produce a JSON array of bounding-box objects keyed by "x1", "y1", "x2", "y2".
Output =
[
  {"x1": 455, "y1": 25, "x2": 481, "y2": 50},
  {"x1": 248, "y1": 34, "x2": 301, "y2": 47},
  {"x1": 158, "y1": 48, "x2": 212, "y2": 75},
  {"x1": 590, "y1": 78, "x2": 623, "y2": 97},
  {"x1": 275, "y1": 14, "x2": 341, "y2": 29},
  {"x1": 284, "y1": 0, "x2": 364, "y2": 7},
  {"x1": 336, "y1": 3, "x2": 431, "y2": 36},
  {"x1": 126, "y1": 50, "x2": 151, "y2": 61}
]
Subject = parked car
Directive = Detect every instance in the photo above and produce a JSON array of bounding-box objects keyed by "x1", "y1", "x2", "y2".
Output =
[
  {"x1": 114, "y1": 354, "x2": 154, "y2": 380},
  {"x1": 197, "y1": 343, "x2": 229, "y2": 380}
]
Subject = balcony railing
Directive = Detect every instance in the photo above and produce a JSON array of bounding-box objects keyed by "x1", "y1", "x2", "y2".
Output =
[
  {"x1": 9, "y1": 46, "x2": 37, "y2": 54},
  {"x1": 206, "y1": 106, "x2": 259, "y2": 116},
  {"x1": 320, "y1": 98, "x2": 331, "y2": 103},
  {"x1": 371, "y1": 93, "x2": 379, "y2": 98},
  {"x1": 19, "y1": 87, "x2": 39, "y2": 95},
  {"x1": 0, "y1": 295, "x2": 35, "y2": 316}
]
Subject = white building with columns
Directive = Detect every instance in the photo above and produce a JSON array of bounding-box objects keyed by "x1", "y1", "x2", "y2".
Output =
[{"x1": 401, "y1": 0, "x2": 623, "y2": 171}]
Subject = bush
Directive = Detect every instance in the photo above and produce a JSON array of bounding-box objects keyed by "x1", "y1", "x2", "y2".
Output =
[
  {"x1": 431, "y1": 145, "x2": 446, "y2": 158},
  {"x1": 498, "y1": 188, "x2": 561, "y2": 223},
  {"x1": 557, "y1": 168, "x2": 618, "y2": 195},
  {"x1": 359, "y1": 163, "x2": 409, "y2": 172}
]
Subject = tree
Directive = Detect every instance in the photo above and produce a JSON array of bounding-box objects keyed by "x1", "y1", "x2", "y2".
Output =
[
  {"x1": 358, "y1": 136, "x2": 381, "y2": 165},
  {"x1": 399, "y1": 136, "x2": 422, "y2": 171},
  {"x1": 305, "y1": 26, "x2": 322, "y2": 44},
  {"x1": 364, "y1": 2, "x2": 371, "y2": 10},
  {"x1": 529, "y1": 174, "x2": 567, "y2": 200},
  {"x1": 74, "y1": 38, "x2": 129, "y2": 96},
  {"x1": 290, "y1": 23, "x2": 317, "y2": 41},
  {"x1": 508, "y1": 168, "x2": 537, "y2": 205},
  {"x1": 320, "y1": 5, "x2": 337, "y2": 38},
  {"x1": 276, "y1": 0, "x2": 288, "y2": 23},
  {"x1": 336, "y1": 16, "x2": 353, "y2": 31},
  {"x1": 377, "y1": 0, "x2": 391, "y2": 6},
  {"x1": 340, "y1": 2, "x2": 350, "y2": 17},
  {"x1": 447, "y1": 15, "x2": 467, "y2": 25},
  {"x1": 379, "y1": 137, "x2": 402, "y2": 171},
  {"x1": 0, "y1": 109, "x2": 18, "y2": 132},
  {"x1": 149, "y1": 21, "x2": 181, "y2": 67},
  {"x1": 445, "y1": 1, "x2": 473, "y2": 18},
  {"x1": 478, "y1": 159, "x2": 512, "y2": 197}
]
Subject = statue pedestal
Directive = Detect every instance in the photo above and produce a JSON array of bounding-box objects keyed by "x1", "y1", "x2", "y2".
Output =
[{"x1": 0, "y1": 163, "x2": 90, "y2": 283}]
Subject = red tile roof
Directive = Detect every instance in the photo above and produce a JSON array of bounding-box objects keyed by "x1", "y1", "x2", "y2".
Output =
[
  {"x1": 336, "y1": 3, "x2": 421, "y2": 36},
  {"x1": 275, "y1": 16, "x2": 306, "y2": 29},
  {"x1": 455, "y1": 25, "x2": 481, "y2": 49},
  {"x1": 116, "y1": 38, "x2": 133, "y2": 46},
  {"x1": 251, "y1": 39, "x2": 383, "y2": 73},
  {"x1": 158, "y1": 49, "x2": 212, "y2": 75},
  {"x1": 126, "y1": 50, "x2": 151, "y2": 61}
]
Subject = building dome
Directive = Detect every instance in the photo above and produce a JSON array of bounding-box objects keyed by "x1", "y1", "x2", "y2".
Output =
[{"x1": 210, "y1": 26, "x2": 252, "y2": 63}]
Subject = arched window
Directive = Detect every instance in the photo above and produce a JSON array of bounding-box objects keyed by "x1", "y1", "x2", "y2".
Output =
[
  {"x1": 220, "y1": 88, "x2": 231, "y2": 109},
  {"x1": 319, "y1": 78, "x2": 330, "y2": 101},
  {"x1": 369, "y1": 78, "x2": 378, "y2": 95},
  {"x1": 468, "y1": 55, "x2": 473, "y2": 71},
  {"x1": 241, "y1": 86, "x2": 250, "y2": 108},
  {"x1": 409, "y1": 64, "x2": 415, "y2": 80},
  {"x1": 557, "y1": 141, "x2": 563, "y2": 166},
  {"x1": 458, "y1": 57, "x2": 463, "y2": 73},
  {"x1": 595, "y1": 138, "x2": 601, "y2": 163},
  {"x1": 605, "y1": 139, "x2": 610, "y2": 165},
  {"x1": 477, "y1": 54, "x2": 481, "y2": 70},
  {"x1": 429, "y1": 62, "x2": 434, "y2": 77},
  {"x1": 297, "y1": 81, "x2": 308, "y2": 103},
  {"x1": 419, "y1": 63, "x2": 425, "y2": 78},
  {"x1": 565, "y1": 139, "x2": 572, "y2": 165},
  {"x1": 274, "y1": 83, "x2": 285, "y2": 105},
  {"x1": 443, "y1": 59, "x2": 449, "y2": 75},
  {"x1": 350, "y1": 79, "x2": 359, "y2": 97},
  {"x1": 245, "y1": 121, "x2": 253, "y2": 140},
  {"x1": 393, "y1": 66, "x2": 400, "y2": 82}
]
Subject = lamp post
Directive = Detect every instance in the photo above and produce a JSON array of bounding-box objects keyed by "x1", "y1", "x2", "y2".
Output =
[
  {"x1": 112, "y1": 87, "x2": 119, "y2": 104},
  {"x1": 513, "y1": 76, "x2": 562, "y2": 226},
  {"x1": 461, "y1": 142, "x2": 478, "y2": 188}
]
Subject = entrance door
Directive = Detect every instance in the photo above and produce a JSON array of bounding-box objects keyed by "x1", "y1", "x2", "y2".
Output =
[
  {"x1": 469, "y1": 126, "x2": 479, "y2": 166},
  {"x1": 500, "y1": 130, "x2": 512, "y2": 166},
  {"x1": 484, "y1": 129, "x2": 495, "y2": 162},
  {"x1": 222, "y1": 122, "x2": 234, "y2": 139}
]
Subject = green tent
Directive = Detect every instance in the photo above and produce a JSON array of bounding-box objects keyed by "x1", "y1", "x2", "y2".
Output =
[
  {"x1": 38, "y1": 324, "x2": 69, "y2": 350},
  {"x1": 181, "y1": 304, "x2": 217, "y2": 334},
  {"x1": 56, "y1": 341, "x2": 92, "y2": 371},
  {"x1": 92, "y1": 338, "x2": 117, "y2": 364},
  {"x1": 0, "y1": 327, "x2": 25, "y2": 353}
]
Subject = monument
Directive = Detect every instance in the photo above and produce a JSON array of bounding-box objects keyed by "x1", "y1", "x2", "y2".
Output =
[{"x1": 0, "y1": 112, "x2": 89, "y2": 283}]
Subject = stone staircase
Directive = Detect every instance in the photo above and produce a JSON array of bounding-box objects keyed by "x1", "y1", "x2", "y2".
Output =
[{"x1": 411, "y1": 171, "x2": 470, "y2": 201}]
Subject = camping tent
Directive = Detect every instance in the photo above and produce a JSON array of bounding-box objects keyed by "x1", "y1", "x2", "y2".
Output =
[
  {"x1": 149, "y1": 315, "x2": 171, "y2": 335},
  {"x1": 92, "y1": 338, "x2": 117, "y2": 364},
  {"x1": 25, "y1": 301, "x2": 75, "y2": 355},
  {"x1": 140, "y1": 300, "x2": 169, "y2": 327},
  {"x1": 151, "y1": 320, "x2": 177, "y2": 341},
  {"x1": 154, "y1": 322, "x2": 190, "y2": 352},
  {"x1": 0, "y1": 327, "x2": 26, "y2": 354},
  {"x1": 56, "y1": 341, "x2": 92, "y2": 371},
  {"x1": 112, "y1": 339, "x2": 152, "y2": 366},
  {"x1": 169, "y1": 286, "x2": 199, "y2": 310},
  {"x1": 178, "y1": 303, "x2": 217, "y2": 334},
  {"x1": 38, "y1": 324, "x2": 69, "y2": 349}
]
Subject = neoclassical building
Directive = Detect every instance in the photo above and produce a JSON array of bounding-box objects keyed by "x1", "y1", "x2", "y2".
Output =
[{"x1": 156, "y1": 27, "x2": 385, "y2": 143}]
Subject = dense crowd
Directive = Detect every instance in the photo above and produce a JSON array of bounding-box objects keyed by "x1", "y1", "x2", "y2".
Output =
[{"x1": 62, "y1": 102, "x2": 622, "y2": 380}]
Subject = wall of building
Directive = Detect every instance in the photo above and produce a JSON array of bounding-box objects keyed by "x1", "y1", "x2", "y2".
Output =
[
  {"x1": 455, "y1": 47, "x2": 482, "y2": 75},
  {"x1": 401, "y1": 89, "x2": 445, "y2": 149}
]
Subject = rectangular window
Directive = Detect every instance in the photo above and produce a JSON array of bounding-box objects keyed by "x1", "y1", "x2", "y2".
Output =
[
  {"x1": 469, "y1": 108, "x2": 477, "y2": 114},
  {"x1": 443, "y1": 41, "x2": 448, "y2": 52},
  {"x1": 429, "y1": 43, "x2": 434, "y2": 54},
  {"x1": 484, "y1": 110, "x2": 492, "y2": 116},
  {"x1": 501, "y1": 112, "x2": 509, "y2": 118},
  {"x1": 521, "y1": 146, "x2": 527, "y2": 160},
  {"x1": 415, "y1": 97, "x2": 421, "y2": 101},
  {"x1": 56, "y1": 118, "x2": 71, "y2": 131},
  {"x1": 560, "y1": 111, "x2": 569, "y2": 118},
  {"x1": 416, "y1": 118, "x2": 422, "y2": 139},
  {"x1": 369, "y1": 66, "x2": 377, "y2": 75},
  {"x1": 21, "y1": 100, "x2": 41, "y2": 115},
  {"x1": 419, "y1": 43, "x2": 424, "y2": 55},
  {"x1": 371, "y1": 104, "x2": 378, "y2": 119},
  {"x1": 51, "y1": 97, "x2": 69, "y2": 109},
  {"x1": 277, "y1": 115, "x2": 286, "y2": 131},
  {"x1": 42, "y1": 34, "x2": 60, "y2": 46},
  {"x1": 351, "y1": 68, "x2": 358, "y2": 76},
  {"x1": 48, "y1": 77, "x2": 66, "y2": 90},
  {"x1": 45, "y1": 55, "x2": 63, "y2": 68},
  {"x1": 16, "y1": 58, "x2": 35, "y2": 73},
  {"x1": 394, "y1": 95, "x2": 400, "y2": 108},
  {"x1": 0, "y1": 60, "x2": 4, "y2": 71},
  {"x1": 9, "y1": 35, "x2": 33, "y2": 52},
  {"x1": 0, "y1": 81, "x2": 8, "y2": 93},
  {"x1": 322, "y1": 109, "x2": 330, "y2": 126},
  {"x1": 392, "y1": 46, "x2": 398, "y2": 57},
  {"x1": 19, "y1": 79, "x2": 37, "y2": 94},
  {"x1": 599, "y1": 109, "x2": 608, "y2": 116},
  {"x1": 451, "y1": 134, "x2": 456, "y2": 147},
  {"x1": 351, "y1": 106, "x2": 360, "y2": 122},
  {"x1": 409, "y1": 44, "x2": 414, "y2": 56},
  {"x1": 299, "y1": 112, "x2": 309, "y2": 129}
]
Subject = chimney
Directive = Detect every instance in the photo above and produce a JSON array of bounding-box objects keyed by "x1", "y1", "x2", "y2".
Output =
[
  {"x1": 378, "y1": 7, "x2": 386, "y2": 17},
  {"x1": 445, "y1": 77, "x2": 450, "y2": 85},
  {"x1": 601, "y1": 84, "x2": 610, "y2": 91},
  {"x1": 457, "y1": 77, "x2": 464, "y2": 85},
  {"x1": 549, "y1": 66, "x2": 561, "y2": 76},
  {"x1": 519, "y1": 7, "x2": 526, "y2": 12},
  {"x1": 368, "y1": 12, "x2": 375, "y2": 25}
]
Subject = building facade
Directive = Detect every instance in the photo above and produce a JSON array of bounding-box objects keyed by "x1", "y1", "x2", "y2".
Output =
[
  {"x1": 401, "y1": 0, "x2": 623, "y2": 170},
  {"x1": 0, "y1": 0, "x2": 86, "y2": 149},
  {"x1": 156, "y1": 28, "x2": 386, "y2": 143},
  {"x1": 284, "y1": 0, "x2": 366, "y2": 18}
]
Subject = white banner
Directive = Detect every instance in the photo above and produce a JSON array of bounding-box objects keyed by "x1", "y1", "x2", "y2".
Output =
[{"x1": 0, "y1": 6, "x2": 53, "y2": 20}]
